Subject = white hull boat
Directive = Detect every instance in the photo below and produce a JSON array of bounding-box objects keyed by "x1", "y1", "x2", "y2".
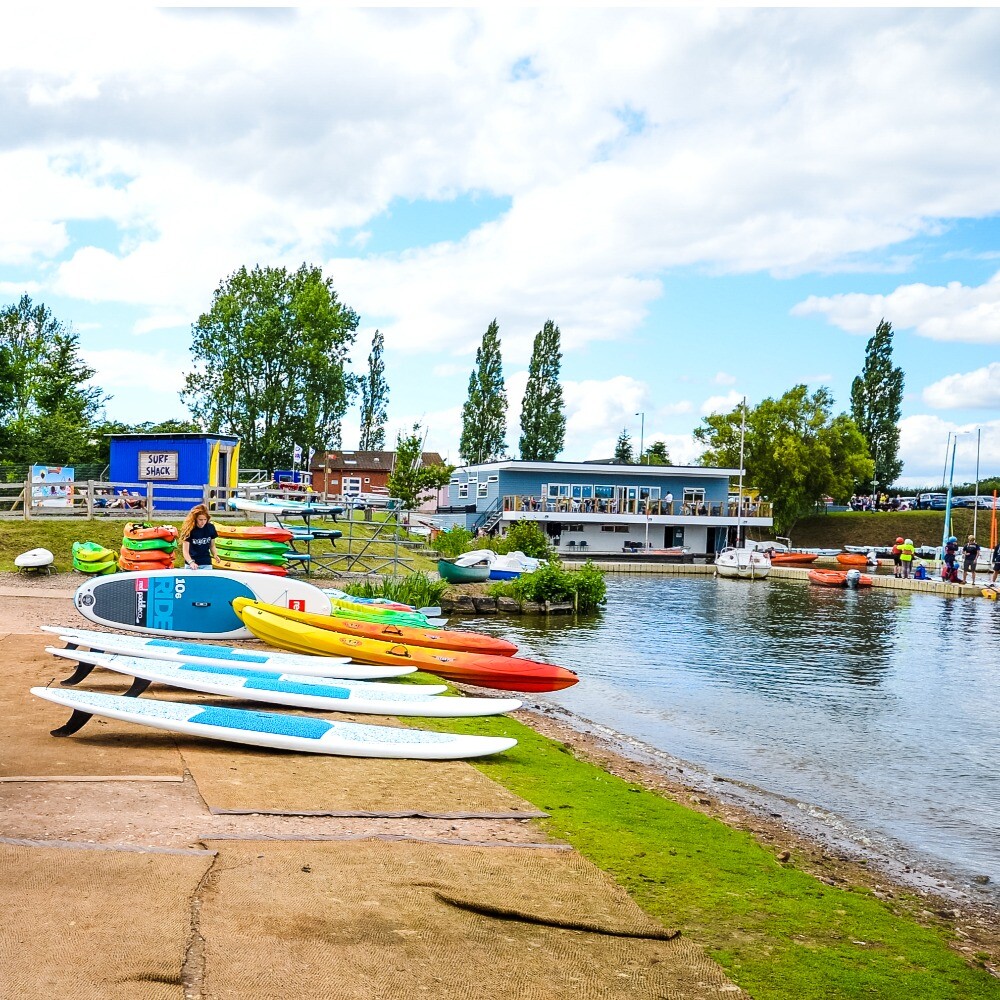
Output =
[{"x1": 715, "y1": 546, "x2": 771, "y2": 579}]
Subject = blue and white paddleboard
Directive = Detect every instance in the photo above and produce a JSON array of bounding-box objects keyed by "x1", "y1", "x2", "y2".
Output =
[
  {"x1": 72, "y1": 569, "x2": 331, "y2": 640},
  {"x1": 40, "y1": 626, "x2": 416, "y2": 680},
  {"x1": 32, "y1": 687, "x2": 517, "y2": 759},
  {"x1": 229, "y1": 497, "x2": 344, "y2": 517},
  {"x1": 46, "y1": 649, "x2": 518, "y2": 717}
]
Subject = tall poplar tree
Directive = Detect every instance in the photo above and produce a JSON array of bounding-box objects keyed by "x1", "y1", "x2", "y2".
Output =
[
  {"x1": 614, "y1": 429, "x2": 634, "y2": 464},
  {"x1": 359, "y1": 329, "x2": 389, "y2": 450},
  {"x1": 518, "y1": 319, "x2": 566, "y2": 461},
  {"x1": 459, "y1": 319, "x2": 507, "y2": 464},
  {"x1": 850, "y1": 319, "x2": 904, "y2": 490}
]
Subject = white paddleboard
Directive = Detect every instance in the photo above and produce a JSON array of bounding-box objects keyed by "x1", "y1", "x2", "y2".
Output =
[
  {"x1": 40, "y1": 626, "x2": 416, "y2": 680},
  {"x1": 32, "y1": 687, "x2": 517, "y2": 760},
  {"x1": 229, "y1": 497, "x2": 344, "y2": 517},
  {"x1": 15, "y1": 547, "x2": 54, "y2": 569},
  {"x1": 47, "y1": 649, "x2": 518, "y2": 717},
  {"x1": 73, "y1": 569, "x2": 331, "y2": 640}
]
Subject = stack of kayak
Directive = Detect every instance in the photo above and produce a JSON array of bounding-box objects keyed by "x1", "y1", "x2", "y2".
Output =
[
  {"x1": 232, "y1": 597, "x2": 579, "y2": 692},
  {"x1": 119, "y1": 522, "x2": 178, "y2": 572},
  {"x1": 72, "y1": 541, "x2": 117, "y2": 575},
  {"x1": 213, "y1": 524, "x2": 294, "y2": 576}
]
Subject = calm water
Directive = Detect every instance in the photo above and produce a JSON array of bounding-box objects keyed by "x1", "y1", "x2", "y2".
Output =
[{"x1": 468, "y1": 575, "x2": 1000, "y2": 892}]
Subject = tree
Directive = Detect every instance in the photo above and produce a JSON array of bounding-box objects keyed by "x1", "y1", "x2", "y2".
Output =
[
  {"x1": 359, "y1": 329, "x2": 389, "y2": 451},
  {"x1": 459, "y1": 320, "x2": 507, "y2": 465},
  {"x1": 642, "y1": 440, "x2": 672, "y2": 465},
  {"x1": 519, "y1": 319, "x2": 565, "y2": 461},
  {"x1": 386, "y1": 423, "x2": 454, "y2": 511},
  {"x1": 613, "y1": 429, "x2": 634, "y2": 464},
  {"x1": 0, "y1": 295, "x2": 107, "y2": 465},
  {"x1": 850, "y1": 318, "x2": 904, "y2": 491},
  {"x1": 181, "y1": 264, "x2": 358, "y2": 471},
  {"x1": 694, "y1": 386, "x2": 872, "y2": 534}
]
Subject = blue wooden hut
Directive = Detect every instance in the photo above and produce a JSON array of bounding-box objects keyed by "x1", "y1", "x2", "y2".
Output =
[{"x1": 108, "y1": 433, "x2": 240, "y2": 511}]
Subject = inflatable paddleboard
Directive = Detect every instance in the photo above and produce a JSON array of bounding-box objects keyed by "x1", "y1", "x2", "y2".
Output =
[
  {"x1": 47, "y1": 649, "x2": 516, "y2": 717},
  {"x1": 15, "y1": 548, "x2": 54, "y2": 572},
  {"x1": 40, "y1": 626, "x2": 416, "y2": 679},
  {"x1": 73, "y1": 569, "x2": 330, "y2": 639},
  {"x1": 230, "y1": 497, "x2": 344, "y2": 517},
  {"x1": 32, "y1": 687, "x2": 517, "y2": 759}
]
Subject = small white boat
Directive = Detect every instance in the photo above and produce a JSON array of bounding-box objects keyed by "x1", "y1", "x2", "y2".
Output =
[
  {"x1": 715, "y1": 546, "x2": 771, "y2": 579},
  {"x1": 452, "y1": 549, "x2": 544, "y2": 580}
]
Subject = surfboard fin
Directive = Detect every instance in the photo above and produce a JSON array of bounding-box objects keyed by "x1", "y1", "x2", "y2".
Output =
[
  {"x1": 51, "y1": 709, "x2": 94, "y2": 737},
  {"x1": 122, "y1": 677, "x2": 152, "y2": 698},
  {"x1": 59, "y1": 661, "x2": 95, "y2": 686}
]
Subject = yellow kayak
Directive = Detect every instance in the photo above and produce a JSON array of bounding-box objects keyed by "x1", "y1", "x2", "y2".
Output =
[{"x1": 232, "y1": 598, "x2": 517, "y2": 656}]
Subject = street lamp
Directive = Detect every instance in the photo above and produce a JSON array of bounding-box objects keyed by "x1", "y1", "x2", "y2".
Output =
[{"x1": 635, "y1": 412, "x2": 644, "y2": 464}]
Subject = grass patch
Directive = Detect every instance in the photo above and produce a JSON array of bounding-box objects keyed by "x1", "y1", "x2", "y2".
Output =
[
  {"x1": 418, "y1": 713, "x2": 994, "y2": 1000},
  {"x1": 790, "y1": 510, "x2": 989, "y2": 551}
]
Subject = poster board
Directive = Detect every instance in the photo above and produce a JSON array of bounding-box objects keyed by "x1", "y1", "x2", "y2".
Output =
[{"x1": 31, "y1": 465, "x2": 75, "y2": 507}]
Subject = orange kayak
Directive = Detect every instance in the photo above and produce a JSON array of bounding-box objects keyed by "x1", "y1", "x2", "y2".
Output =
[
  {"x1": 237, "y1": 605, "x2": 578, "y2": 693},
  {"x1": 123, "y1": 522, "x2": 179, "y2": 542},
  {"x1": 233, "y1": 598, "x2": 518, "y2": 656},
  {"x1": 809, "y1": 570, "x2": 873, "y2": 587},
  {"x1": 212, "y1": 558, "x2": 288, "y2": 576},
  {"x1": 215, "y1": 525, "x2": 295, "y2": 543},
  {"x1": 770, "y1": 552, "x2": 819, "y2": 565}
]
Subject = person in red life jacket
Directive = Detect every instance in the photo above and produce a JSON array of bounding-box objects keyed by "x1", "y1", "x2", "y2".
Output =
[
  {"x1": 942, "y1": 535, "x2": 960, "y2": 583},
  {"x1": 891, "y1": 536, "x2": 904, "y2": 578}
]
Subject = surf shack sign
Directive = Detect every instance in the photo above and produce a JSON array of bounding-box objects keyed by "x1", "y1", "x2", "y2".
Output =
[{"x1": 139, "y1": 450, "x2": 179, "y2": 480}]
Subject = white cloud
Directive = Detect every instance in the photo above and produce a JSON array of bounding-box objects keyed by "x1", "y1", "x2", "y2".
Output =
[
  {"x1": 923, "y1": 363, "x2": 1000, "y2": 409},
  {"x1": 792, "y1": 271, "x2": 1000, "y2": 344},
  {"x1": 897, "y1": 414, "x2": 1000, "y2": 485},
  {"x1": 714, "y1": 371, "x2": 737, "y2": 385},
  {"x1": 700, "y1": 391, "x2": 743, "y2": 415},
  {"x1": 81, "y1": 348, "x2": 186, "y2": 393}
]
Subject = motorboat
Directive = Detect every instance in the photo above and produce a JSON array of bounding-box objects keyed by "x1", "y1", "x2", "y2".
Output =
[
  {"x1": 809, "y1": 569, "x2": 873, "y2": 588},
  {"x1": 452, "y1": 548, "x2": 543, "y2": 580},
  {"x1": 714, "y1": 546, "x2": 771, "y2": 579}
]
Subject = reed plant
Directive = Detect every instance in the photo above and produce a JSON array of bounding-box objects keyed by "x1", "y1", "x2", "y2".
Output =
[{"x1": 342, "y1": 571, "x2": 447, "y2": 608}]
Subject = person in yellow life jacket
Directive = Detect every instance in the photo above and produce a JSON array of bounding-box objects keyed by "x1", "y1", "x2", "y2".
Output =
[{"x1": 899, "y1": 538, "x2": 916, "y2": 578}]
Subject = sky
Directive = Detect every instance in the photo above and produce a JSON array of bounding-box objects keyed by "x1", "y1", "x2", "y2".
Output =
[{"x1": 3, "y1": 6, "x2": 1000, "y2": 488}]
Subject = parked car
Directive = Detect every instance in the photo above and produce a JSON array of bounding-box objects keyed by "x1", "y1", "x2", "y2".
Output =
[
  {"x1": 951, "y1": 495, "x2": 997, "y2": 509},
  {"x1": 916, "y1": 492, "x2": 947, "y2": 509}
]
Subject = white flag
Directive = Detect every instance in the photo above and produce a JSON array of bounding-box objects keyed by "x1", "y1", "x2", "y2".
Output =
[
  {"x1": 307, "y1": 447, "x2": 315, "y2": 466},
  {"x1": 293, "y1": 444, "x2": 303, "y2": 465}
]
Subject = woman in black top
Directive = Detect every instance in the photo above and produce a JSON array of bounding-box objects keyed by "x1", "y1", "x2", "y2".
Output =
[{"x1": 180, "y1": 504, "x2": 218, "y2": 569}]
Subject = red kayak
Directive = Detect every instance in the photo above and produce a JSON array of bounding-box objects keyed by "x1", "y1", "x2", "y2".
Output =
[
  {"x1": 770, "y1": 552, "x2": 819, "y2": 565},
  {"x1": 237, "y1": 605, "x2": 578, "y2": 693},
  {"x1": 215, "y1": 525, "x2": 295, "y2": 543},
  {"x1": 233, "y1": 598, "x2": 519, "y2": 656},
  {"x1": 809, "y1": 570, "x2": 873, "y2": 587},
  {"x1": 212, "y1": 557, "x2": 288, "y2": 576},
  {"x1": 836, "y1": 552, "x2": 870, "y2": 567}
]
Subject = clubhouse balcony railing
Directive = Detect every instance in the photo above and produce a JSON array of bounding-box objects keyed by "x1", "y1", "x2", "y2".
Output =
[{"x1": 500, "y1": 495, "x2": 772, "y2": 519}]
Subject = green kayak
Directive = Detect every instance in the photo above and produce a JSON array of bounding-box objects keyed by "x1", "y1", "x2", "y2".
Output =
[
  {"x1": 216, "y1": 538, "x2": 290, "y2": 554},
  {"x1": 122, "y1": 537, "x2": 177, "y2": 552}
]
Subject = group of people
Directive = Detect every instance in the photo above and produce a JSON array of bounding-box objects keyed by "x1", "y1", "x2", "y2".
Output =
[
  {"x1": 940, "y1": 534, "x2": 1000, "y2": 586},
  {"x1": 850, "y1": 494, "x2": 911, "y2": 512}
]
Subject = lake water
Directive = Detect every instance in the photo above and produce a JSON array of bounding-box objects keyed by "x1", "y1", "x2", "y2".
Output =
[{"x1": 467, "y1": 574, "x2": 1000, "y2": 895}]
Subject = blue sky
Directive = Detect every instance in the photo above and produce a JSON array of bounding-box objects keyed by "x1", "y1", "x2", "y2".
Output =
[{"x1": 2, "y1": 7, "x2": 1000, "y2": 486}]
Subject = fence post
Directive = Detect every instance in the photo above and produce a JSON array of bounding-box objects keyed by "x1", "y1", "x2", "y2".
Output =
[
  {"x1": 23, "y1": 479, "x2": 31, "y2": 521},
  {"x1": 145, "y1": 481, "x2": 153, "y2": 520},
  {"x1": 86, "y1": 480, "x2": 94, "y2": 519}
]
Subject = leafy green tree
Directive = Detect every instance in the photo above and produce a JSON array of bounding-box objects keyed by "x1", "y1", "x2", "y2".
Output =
[
  {"x1": 459, "y1": 319, "x2": 507, "y2": 464},
  {"x1": 613, "y1": 429, "x2": 634, "y2": 464},
  {"x1": 0, "y1": 295, "x2": 107, "y2": 464},
  {"x1": 850, "y1": 318, "x2": 904, "y2": 491},
  {"x1": 519, "y1": 319, "x2": 565, "y2": 461},
  {"x1": 181, "y1": 264, "x2": 358, "y2": 471},
  {"x1": 642, "y1": 440, "x2": 672, "y2": 465},
  {"x1": 387, "y1": 423, "x2": 454, "y2": 511},
  {"x1": 694, "y1": 386, "x2": 872, "y2": 534},
  {"x1": 359, "y1": 329, "x2": 389, "y2": 451}
]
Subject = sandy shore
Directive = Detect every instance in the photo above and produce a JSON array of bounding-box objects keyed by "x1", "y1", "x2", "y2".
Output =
[{"x1": 2, "y1": 570, "x2": 997, "y2": 976}]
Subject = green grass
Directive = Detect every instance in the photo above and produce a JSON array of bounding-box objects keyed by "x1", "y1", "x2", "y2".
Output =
[
  {"x1": 786, "y1": 510, "x2": 994, "y2": 551},
  {"x1": 418, "y1": 714, "x2": 996, "y2": 1000}
]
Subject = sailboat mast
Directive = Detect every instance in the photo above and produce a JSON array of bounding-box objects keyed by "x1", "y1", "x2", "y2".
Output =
[{"x1": 737, "y1": 398, "x2": 746, "y2": 548}]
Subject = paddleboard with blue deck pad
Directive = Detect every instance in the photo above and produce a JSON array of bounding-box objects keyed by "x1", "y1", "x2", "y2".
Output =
[
  {"x1": 40, "y1": 626, "x2": 416, "y2": 679},
  {"x1": 72, "y1": 569, "x2": 332, "y2": 639},
  {"x1": 46, "y1": 649, "x2": 517, "y2": 717},
  {"x1": 32, "y1": 687, "x2": 517, "y2": 759}
]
